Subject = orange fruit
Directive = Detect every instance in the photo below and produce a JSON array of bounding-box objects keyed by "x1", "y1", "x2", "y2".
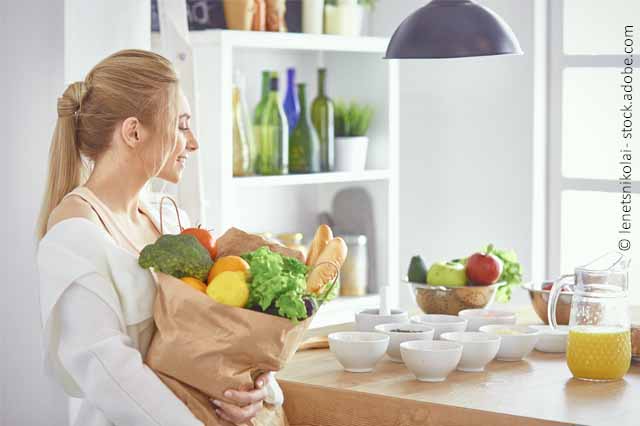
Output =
[
  {"x1": 180, "y1": 277, "x2": 207, "y2": 293},
  {"x1": 208, "y1": 255, "x2": 250, "y2": 283}
]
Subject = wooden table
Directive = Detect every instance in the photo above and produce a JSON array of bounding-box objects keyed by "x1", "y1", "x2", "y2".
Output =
[{"x1": 278, "y1": 308, "x2": 640, "y2": 426}]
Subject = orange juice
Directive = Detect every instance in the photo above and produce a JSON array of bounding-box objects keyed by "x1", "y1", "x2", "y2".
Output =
[{"x1": 566, "y1": 326, "x2": 631, "y2": 381}]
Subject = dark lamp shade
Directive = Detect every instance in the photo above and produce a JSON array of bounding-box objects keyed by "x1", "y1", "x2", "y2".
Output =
[{"x1": 385, "y1": 0, "x2": 523, "y2": 59}]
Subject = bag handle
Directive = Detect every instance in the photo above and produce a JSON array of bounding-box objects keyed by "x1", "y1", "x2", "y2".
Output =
[
  {"x1": 311, "y1": 261, "x2": 341, "y2": 307},
  {"x1": 158, "y1": 195, "x2": 184, "y2": 235}
]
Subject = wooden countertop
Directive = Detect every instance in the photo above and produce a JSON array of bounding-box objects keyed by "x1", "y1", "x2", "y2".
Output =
[{"x1": 278, "y1": 307, "x2": 640, "y2": 426}]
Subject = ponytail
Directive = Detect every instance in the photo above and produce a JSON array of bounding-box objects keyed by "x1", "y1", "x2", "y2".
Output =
[{"x1": 36, "y1": 82, "x2": 87, "y2": 239}]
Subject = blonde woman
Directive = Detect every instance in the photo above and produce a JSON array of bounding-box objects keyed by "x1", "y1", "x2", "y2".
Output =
[{"x1": 37, "y1": 50, "x2": 281, "y2": 426}]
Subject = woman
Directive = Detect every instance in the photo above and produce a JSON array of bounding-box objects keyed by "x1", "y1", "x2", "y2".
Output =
[{"x1": 37, "y1": 49, "x2": 281, "y2": 426}]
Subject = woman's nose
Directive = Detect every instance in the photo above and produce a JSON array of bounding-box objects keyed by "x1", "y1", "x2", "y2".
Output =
[{"x1": 186, "y1": 129, "x2": 199, "y2": 151}]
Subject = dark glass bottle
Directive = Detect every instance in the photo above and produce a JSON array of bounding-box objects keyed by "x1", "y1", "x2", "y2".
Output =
[
  {"x1": 256, "y1": 76, "x2": 288, "y2": 175},
  {"x1": 283, "y1": 68, "x2": 299, "y2": 133},
  {"x1": 311, "y1": 68, "x2": 335, "y2": 172},
  {"x1": 289, "y1": 83, "x2": 320, "y2": 173}
]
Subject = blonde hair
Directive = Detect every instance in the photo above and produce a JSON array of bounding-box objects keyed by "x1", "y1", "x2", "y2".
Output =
[{"x1": 37, "y1": 49, "x2": 179, "y2": 239}]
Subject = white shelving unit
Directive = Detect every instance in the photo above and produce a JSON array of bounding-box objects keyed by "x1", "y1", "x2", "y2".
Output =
[{"x1": 153, "y1": 30, "x2": 399, "y2": 328}]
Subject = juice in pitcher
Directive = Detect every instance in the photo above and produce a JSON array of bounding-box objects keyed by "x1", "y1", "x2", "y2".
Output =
[
  {"x1": 566, "y1": 326, "x2": 631, "y2": 381},
  {"x1": 548, "y1": 253, "x2": 631, "y2": 382}
]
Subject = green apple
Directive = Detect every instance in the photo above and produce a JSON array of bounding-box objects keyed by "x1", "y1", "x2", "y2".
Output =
[{"x1": 427, "y1": 262, "x2": 467, "y2": 287}]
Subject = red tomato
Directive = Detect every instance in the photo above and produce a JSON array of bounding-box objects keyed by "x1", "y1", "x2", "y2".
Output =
[
  {"x1": 466, "y1": 247, "x2": 503, "y2": 286},
  {"x1": 181, "y1": 226, "x2": 217, "y2": 260}
]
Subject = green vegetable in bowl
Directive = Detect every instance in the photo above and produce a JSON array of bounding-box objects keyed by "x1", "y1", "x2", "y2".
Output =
[
  {"x1": 139, "y1": 234, "x2": 213, "y2": 282},
  {"x1": 242, "y1": 247, "x2": 311, "y2": 321},
  {"x1": 480, "y1": 246, "x2": 523, "y2": 303}
]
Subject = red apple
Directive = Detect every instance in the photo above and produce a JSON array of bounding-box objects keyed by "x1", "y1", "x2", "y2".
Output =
[{"x1": 466, "y1": 245, "x2": 503, "y2": 286}]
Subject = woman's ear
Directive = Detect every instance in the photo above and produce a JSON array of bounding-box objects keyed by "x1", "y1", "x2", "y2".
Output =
[{"x1": 120, "y1": 117, "x2": 142, "y2": 149}]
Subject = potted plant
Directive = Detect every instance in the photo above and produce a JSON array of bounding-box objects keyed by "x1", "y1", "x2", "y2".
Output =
[
  {"x1": 324, "y1": 0, "x2": 376, "y2": 36},
  {"x1": 334, "y1": 100, "x2": 373, "y2": 171}
]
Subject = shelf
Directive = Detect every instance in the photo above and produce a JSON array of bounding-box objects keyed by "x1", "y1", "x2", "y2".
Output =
[
  {"x1": 233, "y1": 169, "x2": 391, "y2": 188},
  {"x1": 188, "y1": 29, "x2": 390, "y2": 54}
]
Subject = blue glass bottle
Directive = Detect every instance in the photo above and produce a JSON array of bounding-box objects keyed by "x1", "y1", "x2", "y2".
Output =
[{"x1": 283, "y1": 68, "x2": 299, "y2": 133}]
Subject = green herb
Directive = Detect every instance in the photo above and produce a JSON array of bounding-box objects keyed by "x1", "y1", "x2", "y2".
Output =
[
  {"x1": 334, "y1": 100, "x2": 374, "y2": 137},
  {"x1": 139, "y1": 234, "x2": 213, "y2": 282},
  {"x1": 242, "y1": 247, "x2": 310, "y2": 321},
  {"x1": 484, "y1": 246, "x2": 523, "y2": 303}
]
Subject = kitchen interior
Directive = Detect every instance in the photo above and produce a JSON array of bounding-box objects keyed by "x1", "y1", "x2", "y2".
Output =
[{"x1": 4, "y1": 0, "x2": 640, "y2": 425}]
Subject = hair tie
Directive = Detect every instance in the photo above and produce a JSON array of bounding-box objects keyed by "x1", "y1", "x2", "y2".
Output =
[{"x1": 57, "y1": 81, "x2": 87, "y2": 118}]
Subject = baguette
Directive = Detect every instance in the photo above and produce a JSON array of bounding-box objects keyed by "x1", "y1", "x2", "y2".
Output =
[
  {"x1": 305, "y1": 224, "x2": 333, "y2": 266},
  {"x1": 306, "y1": 237, "x2": 347, "y2": 294}
]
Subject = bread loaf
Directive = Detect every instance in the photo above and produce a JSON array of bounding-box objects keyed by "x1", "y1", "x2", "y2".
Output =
[
  {"x1": 215, "y1": 227, "x2": 304, "y2": 263},
  {"x1": 306, "y1": 224, "x2": 333, "y2": 266},
  {"x1": 306, "y1": 237, "x2": 347, "y2": 294}
]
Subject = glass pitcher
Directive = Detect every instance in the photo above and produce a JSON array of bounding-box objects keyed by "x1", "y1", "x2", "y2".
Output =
[{"x1": 548, "y1": 252, "x2": 631, "y2": 381}]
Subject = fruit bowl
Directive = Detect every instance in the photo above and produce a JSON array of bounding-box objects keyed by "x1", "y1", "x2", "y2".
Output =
[
  {"x1": 405, "y1": 279, "x2": 503, "y2": 316},
  {"x1": 522, "y1": 281, "x2": 573, "y2": 325}
]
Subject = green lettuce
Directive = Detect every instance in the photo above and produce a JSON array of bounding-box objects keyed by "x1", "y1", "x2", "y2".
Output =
[{"x1": 242, "y1": 247, "x2": 309, "y2": 321}]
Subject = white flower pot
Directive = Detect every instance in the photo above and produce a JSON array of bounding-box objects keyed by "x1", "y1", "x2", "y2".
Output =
[
  {"x1": 324, "y1": 1, "x2": 365, "y2": 36},
  {"x1": 335, "y1": 136, "x2": 368, "y2": 171},
  {"x1": 302, "y1": 0, "x2": 324, "y2": 34}
]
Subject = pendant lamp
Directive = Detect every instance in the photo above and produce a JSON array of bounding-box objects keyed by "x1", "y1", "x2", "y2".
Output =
[{"x1": 385, "y1": 0, "x2": 523, "y2": 59}]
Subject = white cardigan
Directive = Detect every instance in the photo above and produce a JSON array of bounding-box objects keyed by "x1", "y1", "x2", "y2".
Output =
[{"x1": 38, "y1": 215, "x2": 282, "y2": 426}]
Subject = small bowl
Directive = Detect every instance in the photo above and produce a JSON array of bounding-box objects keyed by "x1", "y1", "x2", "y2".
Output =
[
  {"x1": 529, "y1": 325, "x2": 569, "y2": 353},
  {"x1": 328, "y1": 332, "x2": 390, "y2": 373},
  {"x1": 400, "y1": 340, "x2": 463, "y2": 382},
  {"x1": 374, "y1": 323, "x2": 435, "y2": 362},
  {"x1": 355, "y1": 308, "x2": 409, "y2": 332},
  {"x1": 479, "y1": 325, "x2": 540, "y2": 361},
  {"x1": 406, "y1": 279, "x2": 502, "y2": 315},
  {"x1": 458, "y1": 309, "x2": 517, "y2": 331},
  {"x1": 440, "y1": 331, "x2": 501, "y2": 372},
  {"x1": 410, "y1": 314, "x2": 468, "y2": 339},
  {"x1": 522, "y1": 281, "x2": 573, "y2": 325}
]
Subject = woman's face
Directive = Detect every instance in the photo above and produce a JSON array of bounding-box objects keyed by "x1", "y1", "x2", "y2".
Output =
[{"x1": 157, "y1": 92, "x2": 199, "y2": 183}]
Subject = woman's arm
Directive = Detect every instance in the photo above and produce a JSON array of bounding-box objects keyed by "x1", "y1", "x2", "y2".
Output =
[{"x1": 57, "y1": 279, "x2": 203, "y2": 426}]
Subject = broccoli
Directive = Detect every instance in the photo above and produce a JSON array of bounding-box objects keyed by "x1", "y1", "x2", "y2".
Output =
[{"x1": 139, "y1": 234, "x2": 212, "y2": 282}]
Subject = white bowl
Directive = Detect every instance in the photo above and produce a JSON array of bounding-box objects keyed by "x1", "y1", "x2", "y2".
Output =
[
  {"x1": 458, "y1": 309, "x2": 517, "y2": 331},
  {"x1": 410, "y1": 314, "x2": 468, "y2": 339},
  {"x1": 328, "y1": 332, "x2": 390, "y2": 372},
  {"x1": 355, "y1": 308, "x2": 409, "y2": 332},
  {"x1": 479, "y1": 325, "x2": 540, "y2": 361},
  {"x1": 374, "y1": 323, "x2": 435, "y2": 363},
  {"x1": 400, "y1": 340, "x2": 463, "y2": 382},
  {"x1": 440, "y1": 331, "x2": 501, "y2": 372},
  {"x1": 530, "y1": 325, "x2": 569, "y2": 353}
]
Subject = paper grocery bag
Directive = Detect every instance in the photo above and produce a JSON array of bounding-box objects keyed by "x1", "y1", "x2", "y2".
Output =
[{"x1": 145, "y1": 271, "x2": 310, "y2": 426}]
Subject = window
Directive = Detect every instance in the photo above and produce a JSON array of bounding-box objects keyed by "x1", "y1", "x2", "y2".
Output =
[{"x1": 548, "y1": 0, "x2": 639, "y2": 301}]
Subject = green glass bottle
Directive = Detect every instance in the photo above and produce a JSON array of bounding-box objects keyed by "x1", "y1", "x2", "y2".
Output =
[
  {"x1": 311, "y1": 68, "x2": 335, "y2": 172},
  {"x1": 256, "y1": 76, "x2": 288, "y2": 175},
  {"x1": 252, "y1": 70, "x2": 272, "y2": 173},
  {"x1": 290, "y1": 83, "x2": 320, "y2": 174}
]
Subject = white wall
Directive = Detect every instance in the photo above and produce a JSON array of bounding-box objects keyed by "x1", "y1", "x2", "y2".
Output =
[
  {"x1": 370, "y1": 0, "x2": 538, "y2": 307},
  {"x1": 2, "y1": 1, "x2": 150, "y2": 425},
  {"x1": 1, "y1": 1, "x2": 68, "y2": 425}
]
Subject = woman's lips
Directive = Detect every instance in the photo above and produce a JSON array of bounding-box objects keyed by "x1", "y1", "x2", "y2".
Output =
[{"x1": 177, "y1": 155, "x2": 188, "y2": 166}]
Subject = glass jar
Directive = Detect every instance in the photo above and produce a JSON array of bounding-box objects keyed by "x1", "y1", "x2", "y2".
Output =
[
  {"x1": 277, "y1": 232, "x2": 307, "y2": 259},
  {"x1": 339, "y1": 234, "x2": 368, "y2": 297}
]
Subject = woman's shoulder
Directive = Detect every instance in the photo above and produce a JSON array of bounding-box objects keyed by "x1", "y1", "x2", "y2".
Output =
[{"x1": 47, "y1": 194, "x2": 103, "y2": 232}]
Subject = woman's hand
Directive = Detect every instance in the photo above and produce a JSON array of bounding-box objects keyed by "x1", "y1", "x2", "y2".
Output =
[{"x1": 211, "y1": 372, "x2": 271, "y2": 425}]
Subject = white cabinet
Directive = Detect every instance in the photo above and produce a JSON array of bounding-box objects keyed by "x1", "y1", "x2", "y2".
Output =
[{"x1": 153, "y1": 30, "x2": 399, "y2": 327}]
